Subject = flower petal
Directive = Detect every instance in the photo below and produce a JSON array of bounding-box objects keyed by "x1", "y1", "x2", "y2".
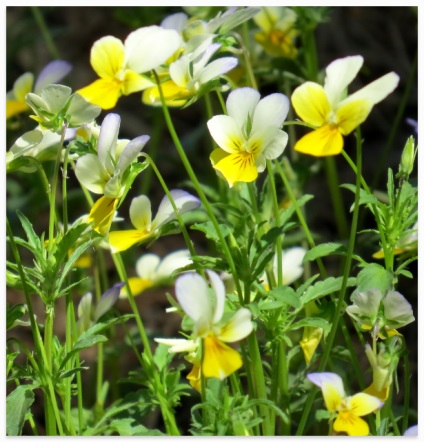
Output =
[
  {"x1": 156, "y1": 250, "x2": 191, "y2": 279},
  {"x1": 280, "y1": 246, "x2": 306, "y2": 285},
  {"x1": 135, "y1": 253, "x2": 161, "y2": 279},
  {"x1": 202, "y1": 335, "x2": 243, "y2": 379},
  {"x1": 336, "y1": 99, "x2": 373, "y2": 135},
  {"x1": 129, "y1": 195, "x2": 152, "y2": 231},
  {"x1": 75, "y1": 154, "x2": 109, "y2": 194},
  {"x1": 324, "y1": 55, "x2": 363, "y2": 107},
  {"x1": 12, "y1": 72, "x2": 34, "y2": 101},
  {"x1": 291, "y1": 82, "x2": 330, "y2": 127},
  {"x1": 175, "y1": 272, "x2": 211, "y2": 332},
  {"x1": 383, "y1": 290, "x2": 414, "y2": 326},
  {"x1": 152, "y1": 189, "x2": 200, "y2": 229},
  {"x1": 117, "y1": 134, "x2": 149, "y2": 175},
  {"x1": 219, "y1": 308, "x2": 253, "y2": 342},
  {"x1": 300, "y1": 327, "x2": 323, "y2": 365},
  {"x1": 260, "y1": 129, "x2": 288, "y2": 160},
  {"x1": 125, "y1": 26, "x2": 181, "y2": 73},
  {"x1": 108, "y1": 229, "x2": 149, "y2": 253},
  {"x1": 307, "y1": 372, "x2": 345, "y2": 411},
  {"x1": 344, "y1": 72, "x2": 399, "y2": 106},
  {"x1": 95, "y1": 282, "x2": 124, "y2": 321},
  {"x1": 207, "y1": 115, "x2": 245, "y2": 153},
  {"x1": 213, "y1": 151, "x2": 258, "y2": 187},
  {"x1": 87, "y1": 196, "x2": 119, "y2": 235},
  {"x1": 77, "y1": 78, "x2": 122, "y2": 109},
  {"x1": 98, "y1": 113, "x2": 120, "y2": 170},
  {"x1": 123, "y1": 277, "x2": 154, "y2": 297},
  {"x1": 206, "y1": 270, "x2": 226, "y2": 324},
  {"x1": 252, "y1": 93, "x2": 290, "y2": 132},
  {"x1": 121, "y1": 70, "x2": 155, "y2": 95},
  {"x1": 333, "y1": 412, "x2": 369, "y2": 436},
  {"x1": 34, "y1": 60, "x2": 72, "y2": 93},
  {"x1": 348, "y1": 392, "x2": 383, "y2": 416},
  {"x1": 294, "y1": 125, "x2": 343, "y2": 157},
  {"x1": 90, "y1": 36, "x2": 125, "y2": 79},
  {"x1": 226, "y1": 87, "x2": 260, "y2": 128},
  {"x1": 197, "y1": 57, "x2": 238, "y2": 85}
]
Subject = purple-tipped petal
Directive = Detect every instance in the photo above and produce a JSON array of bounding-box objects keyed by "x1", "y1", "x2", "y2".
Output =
[
  {"x1": 34, "y1": 60, "x2": 72, "y2": 93},
  {"x1": 98, "y1": 113, "x2": 120, "y2": 169},
  {"x1": 95, "y1": 282, "x2": 124, "y2": 321},
  {"x1": 117, "y1": 135, "x2": 150, "y2": 175}
]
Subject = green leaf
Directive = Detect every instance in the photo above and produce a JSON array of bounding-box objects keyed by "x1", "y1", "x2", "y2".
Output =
[
  {"x1": 267, "y1": 285, "x2": 301, "y2": 309},
  {"x1": 16, "y1": 210, "x2": 43, "y2": 252},
  {"x1": 354, "y1": 263, "x2": 394, "y2": 295},
  {"x1": 287, "y1": 316, "x2": 330, "y2": 333},
  {"x1": 303, "y1": 242, "x2": 347, "y2": 262},
  {"x1": 7, "y1": 304, "x2": 27, "y2": 330},
  {"x1": 341, "y1": 184, "x2": 379, "y2": 211},
  {"x1": 300, "y1": 276, "x2": 357, "y2": 304},
  {"x1": 191, "y1": 221, "x2": 232, "y2": 243},
  {"x1": 6, "y1": 385, "x2": 35, "y2": 435}
]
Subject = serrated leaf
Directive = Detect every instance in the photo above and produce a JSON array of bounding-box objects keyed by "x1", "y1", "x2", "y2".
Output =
[
  {"x1": 191, "y1": 221, "x2": 231, "y2": 243},
  {"x1": 267, "y1": 285, "x2": 300, "y2": 309},
  {"x1": 341, "y1": 184, "x2": 379, "y2": 212},
  {"x1": 287, "y1": 316, "x2": 330, "y2": 333},
  {"x1": 6, "y1": 385, "x2": 35, "y2": 435},
  {"x1": 303, "y1": 242, "x2": 347, "y2": 262},
  {"x1": 300, "y1": 276, "x2": 357, "y2": 304},
  {"x1": 16, "y1": 210, "x2": 42, "y2": 252}
]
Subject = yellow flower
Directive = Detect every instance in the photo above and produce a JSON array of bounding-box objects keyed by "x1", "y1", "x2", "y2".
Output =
[
  {"x1": 308, "y1": 372, "x2": 383, "y2": 436},
  {"x1": 291, "y1": 56, "x2": 399, "y2": 156},
  {"x1": 175, "y1": 271, "x2": 253, "y2": 379},
  {"x1": 108, "y1": 190, "x2": 200, "y2": 253},
  {"x1": 254, "y1": 7, "x2": 298, "y2": 58},
  {"x1": 87, "y1": 196, "x2": 119, "y2": 235},
  {"x1": 77, "y1": 27, "x2": 181, "y2": 109},
  {"x1": 207, "y1": 87, "x2": 289, "y2": 187}
]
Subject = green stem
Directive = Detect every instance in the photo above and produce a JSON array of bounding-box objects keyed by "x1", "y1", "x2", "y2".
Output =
[
  {"x1": 31, "y1": 7, "x2": 60, "y2": 59},
  {"x1": 296, "y1": 127, "x2": 363, "y2": 435},
  {"x1": 324, "y1": 156, "x2": 349, "y2": 239},
  {"x1": 112, "y1": 253, "x2": 180, "y2": 436},
  {"x1": 44, "y1": 304, "x2": 57, "y2": 435},
  {"x1": 401, "y1": 342, "x2": 411, "y2": 434},
  {"x1": 153, "y1": 70, "x2": 243, "y2": 303},
  {"x1": 247, "y1": 333, "x2": 273, "y2": 435}
]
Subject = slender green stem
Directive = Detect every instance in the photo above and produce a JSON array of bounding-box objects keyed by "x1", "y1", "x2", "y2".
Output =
[
  {"x1": 94, "y1": 265, "x2": 105, "y2": 415},
  {"x1": 31, "y1": 7, "x2": 60, "y2": 59},
  {"x1": 112, "y1": 253, "x2": 180, "y2": 436},
  {"x1": 153, "y1": 70, "x2": 243, "y2": 303},
  {"x1": 235, "y1": 27, "x2": 258, "y2": 90},
  {"x1": 324, "y1": 157, "x2": 349, "y2": 239},
  {"x1": 48, "y1": 122, "x2": 68, "y2": 251},
  {"x1": 401, "y1": 343, "x2": 411, "y2": 434},
  {"x1": 296, "y1": 127, "x2": 363, "y2": 435},
  {"x1": 247, "y1": 333, "x2": 272, "y2": 435}
]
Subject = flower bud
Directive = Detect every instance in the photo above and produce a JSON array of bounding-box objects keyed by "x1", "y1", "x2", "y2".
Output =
[{"x1": 397, "y1": 136, "x2": 416, "y2": 182}]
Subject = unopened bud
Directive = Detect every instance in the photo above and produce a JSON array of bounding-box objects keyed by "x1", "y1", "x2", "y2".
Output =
[{"x1": 397, "y1": 136, "x2": 417, "y2": 182}]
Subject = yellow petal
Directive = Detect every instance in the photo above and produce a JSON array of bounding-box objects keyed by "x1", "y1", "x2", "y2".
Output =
[
  {"x1": 291, "y1": 82, "x2": 330, "y2": 127},
  {"x1": 202, "y1": 335, "x2": 242, "y2": 379},
  {"x1": 254, "y1": 30, "x2": 298, "y2": 58},
  {"x1": 123, "y1": 277, "x2": 154, "y2": 297},
  {"x1": 321, "y1": 381, "x2": 343, "y2": 412},
  {"x1": 142, "y1": 80, "x2": 191, "y2": 107},
  {"x1": 187, "y1": 364, "x2": 202, "y2": 392},
  {"x1": 294, "y1": 124, "x2": 343, "y2": 157},
  {"x1": 121, "y1": 70, "x2": 155, "y2": 95},
  {"x1": 6, "y1": 100, "x2": 29, "y2": 119},
  {"x1": 333, "y1": 411, "x2": 369, "y2": 436},
  {"x1": 90, "y1": 35, "x2": 125, "y2": 79},
  {"x1": 108, "y1": 229, "x2": 149, "y2": 253},
  {"x1": 300, "y1": 327, "x2": 323, "y2": 365},
  {"x1": 363, "y1": 383, "x2": 390, "y2": 401},
  {"x1": 88, "y1": 196, "x2": 119, "y2": 235},
  {"x1": 336, "y1": 99, "x2": 373, "y2": 135},
  {"x1": 212, "y1": 151, "x2": 258, "y2": 187},
  {"x1": 348, "y1": 392, "x2": 383, "y2": 416},
  {"x1": 77, "y1": 78, "x2": 122, "y2": 110},
  {"x1": 73, "y1": 254, "x2": 92, "y2": 268}
]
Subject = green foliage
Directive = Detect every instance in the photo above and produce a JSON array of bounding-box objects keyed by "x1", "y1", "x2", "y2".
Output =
[{"x1": 6, "y1": 385, "x2": 36, "y2": 436}]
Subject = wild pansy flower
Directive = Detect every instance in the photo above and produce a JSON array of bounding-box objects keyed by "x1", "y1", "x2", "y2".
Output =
[
  {"x1": 108, "y1": 190, "x2": 200, "y2": 253},
  {"x1": 207, "y1": 87, "x2": 289, "y2": 187},
  {"x1": 307, "y1": 372, "x2": 383, "y2": 436},
  {"x1": 77, "y1": 26, "x2": 181, "y2": 109},
  {"x1": 77, "y1": 282, "x2": 124, "y2": 334},
  {"x1": 373, "y1": 221, "x2": 417, "y2": 259},
  {"x1": 345, "y1": 289, "x2": 415, "y2": 338},
  {"x1": 121, "y1": 249, "x2": 192, "y2": 297},
  {"x1": 7, "y1": 60, "x2": 72, "y2": 120},
  {"x1": 291, "y1": 55, "x2": 399, "y2": 156},
  {"x1": 143, "y1": 39, "x2": 238, "y2": 107},
  {"x1": 254, "y1": 7, "x2": 298, "y2": 58},
  {"x1": 174, "y1": 270, "x2": 253, "y2": 379},
  {"x1": 75, "y1": 113, "x2": 149, "y2": 234},
  {"x1": 265, "y1": 246, "x2": 306, "y2": 288}
]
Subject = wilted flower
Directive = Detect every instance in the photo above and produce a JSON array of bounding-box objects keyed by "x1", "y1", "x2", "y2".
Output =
[
  {"x1": 291, "y1": 55, "x2": 399, "y2": 156},
  {"x1": 207, "y1": 87, "x2": 289, "y2": 187},
  {"x1": 307, "y1": 372, "x2": 383, "y2": 436},
  {"x1": 108, "y1": 190, "x2": 200, "y2": 253}
]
